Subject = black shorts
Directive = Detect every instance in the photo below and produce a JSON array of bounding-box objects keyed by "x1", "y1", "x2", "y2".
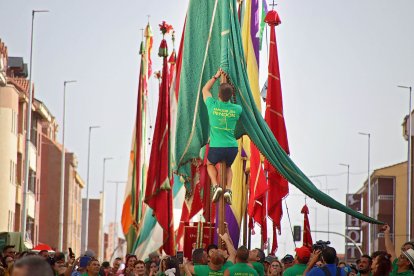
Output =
[{"x1": 207, "y1": 147, "x2": 238, "y2": 167}]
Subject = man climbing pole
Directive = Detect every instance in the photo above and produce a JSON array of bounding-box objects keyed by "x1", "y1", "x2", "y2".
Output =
[{"x1": 202, "y1": 68, "x2": 243, "y2": 205}]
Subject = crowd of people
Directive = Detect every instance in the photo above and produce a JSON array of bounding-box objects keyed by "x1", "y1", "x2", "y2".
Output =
[{"x1": 1, "y1": 225, "x2": 413, "y2": 276}]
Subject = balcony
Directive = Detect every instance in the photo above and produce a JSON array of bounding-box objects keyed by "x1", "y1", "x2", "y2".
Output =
[
  {"x1": 28, "y1": 142, "x2": 37, "y2": 171},
  {"x1": 17, "y1": 133, "x2": 24, "y2": 154},
  {"x1": 15, "y1": 184, "x2": 22, "y2": 204}
]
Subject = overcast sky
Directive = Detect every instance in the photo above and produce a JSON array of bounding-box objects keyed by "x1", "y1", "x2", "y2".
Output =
[{"x1": 1, "y1": 0, "x2": 413, "y2": 256}]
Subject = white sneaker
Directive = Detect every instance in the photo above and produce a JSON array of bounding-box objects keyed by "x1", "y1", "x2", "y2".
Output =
[
  {"x1": 224, "y1": 189, "x2": 232, "y2": 205},
  {"x1": 212, "y1": 185, "x2": 223, "y2": 202}
]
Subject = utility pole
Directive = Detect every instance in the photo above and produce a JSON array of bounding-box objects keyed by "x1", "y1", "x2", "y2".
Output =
[
  {"x1": 398, "y1": 85, "x2": 412, "y2": 241},
  {"x1": 22, "y1": 9, "x2": 49, "y2": 240},
  {"x1": 339, "y1": 163, "x2": 350, "y2": 263},
  {"x1": 58, "y1": 80, "x2": 76, "y2": 251},
  {"x1": 359, "y1": 132, "x2": 371, "y2": 254}
]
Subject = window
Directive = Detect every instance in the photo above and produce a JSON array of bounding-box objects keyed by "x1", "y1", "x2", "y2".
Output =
[
  {"x1": 10, "y1": 160, "x2": 12, "y2": 183},
  {"x1": 13, "y1": 110, "x2": 17, "y2": 135},
  {"x1": 9, "y1": 160, "x2": 16, "y2": 184},
  {"x1": 11, "y1": 110, "x2": 14, "y2": 133},
  {"x1": 7, "y1": 210, "x2": 15, "y2": 231},
  {"x1": 28, "y1": 169, "x2": 36, "y2": 193},
  {"x1": 8, "y1": 211, "x2": 11, "y2": 232},
  {"x1": 17, "y1": 154, "x2": 22, "y2": 186},
  {"x1": 12, "y1": 161, "x2": 15, "y2": 185}
]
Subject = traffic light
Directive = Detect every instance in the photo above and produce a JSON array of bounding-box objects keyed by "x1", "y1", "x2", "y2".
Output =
[{"x1": 293, "y1": 226, "x2": 301, "y2": 241}]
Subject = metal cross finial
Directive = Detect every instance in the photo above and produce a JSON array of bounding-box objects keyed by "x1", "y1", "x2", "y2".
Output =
[
  {"x1": 147, "y1": 14, "x2": 150, "y2": 23},
  {"x1": 269, "y1": 0, "x2": 277, "y2": 10},
  {"x1": 140, "y1": 28, "x2": 144, "y2": 40}
]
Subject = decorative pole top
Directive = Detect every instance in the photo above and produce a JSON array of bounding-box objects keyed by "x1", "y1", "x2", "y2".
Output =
[
  {"x1": 139, "y1": 28, "x2": 145, "y2": 55},
  {"x1": 264, "y1": 9, "x2": 281, "y2": 26}
]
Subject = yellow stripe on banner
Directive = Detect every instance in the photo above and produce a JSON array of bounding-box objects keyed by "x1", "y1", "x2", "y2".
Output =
[
  {"x1": 231, "y1": 0, "x2": 264, "y2": 229},
  {"x1": 241, "y1": 0, "x2": 261, "y2": 110},
  {"x1": 230, "y1": 138, "x2": 246, "y2": 225}
]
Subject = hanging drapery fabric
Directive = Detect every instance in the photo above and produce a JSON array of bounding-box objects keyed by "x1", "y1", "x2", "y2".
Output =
[
  {"x1": 172, "y1": 23, "x2": 207, "y2": 249},
  {"x1": 133, "y1": 25, "x2": 185, "y2": 259},
  {"x1": 121, "y1": 38, "x2": 148, "y2": 253},
  {"x1": 144, "y1": 21, "x2": 175, "y2": 255},
  {"x1": 248, "y1": 142, "x2": 268, "y2": 246},
  {"x1": 174, "y1": 0, "x2": 382, "y2": 224},
  {"x1": 263, "y1": 9, "x2": 290, "y2": 254},
  {"x1": 145, "y1": 22, "x2": 153, "y2": 81},
  {"x1": 301, "y1": 204, "x2": 313, "y2": 248}
]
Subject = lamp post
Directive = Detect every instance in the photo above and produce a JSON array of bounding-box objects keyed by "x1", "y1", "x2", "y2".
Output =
[
  {"x1": 21, "y1": 9, "x2": 49, "y2": 240},
  {"x1": 83, "y1": 125, "x2": 100, "y2": 252},
  {"x1": 359, "y1": 132, "x2": 371, "y2": 254},
  {"x1": 58, "y1": 80, "x2": 77, "y2": 251},
  {"x1": 309, "y1": 175, "x2": 336, "y2": 241},
  {"x1": 310, "y1": 206, "x2": 318, "y2": 240},
  {"x1": 101, "y1": 157, "x2": 113, "y2": 261},
  {"x1": 339, "y1": 163, "x2": 350, "y2": 263},
  {"x1": 398, "y1": 85, "x2": 412, "y2": 241},
  {"x1": 108, "y1": 181, "x2": 126, "y2": 252}
]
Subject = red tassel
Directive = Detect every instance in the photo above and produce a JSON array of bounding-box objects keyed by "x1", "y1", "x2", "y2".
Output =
[
  {"x1": 264, "y1": 10, "x2": 281, "y2": 26},
  {"x1": 158, "y1": 39, "x2": 168, "y2": 57}
]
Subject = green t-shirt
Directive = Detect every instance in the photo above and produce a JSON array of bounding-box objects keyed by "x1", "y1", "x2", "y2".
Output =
[
  {"x1": 223, "y1": 261, "x2": 234, "y2": 270},
  {"x1": 194, "y1": 264, "x2": 226, "y2": 276},
  {"x1": 251, "y1": 262, "x2": 265, "y2": 276},
  {"x1": 205, "y1": 97, "x2": 242, "y2": 147},
  {"x1": 390, "y1": 258, "x2": 414, "y2": 276},
  {"x1": 283, "y1": 263, "x2": 307, "y2": 276},
  {"x1": 227, "y1": 263, "x2": 258, "y2": 276}
]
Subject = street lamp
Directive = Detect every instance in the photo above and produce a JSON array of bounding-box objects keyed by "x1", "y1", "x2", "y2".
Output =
[
  {"x1": 22, "y1": 9, "x2": 49, "y2": 241},
  {"x1": 83, "y1": 125, "x2": 100, "y2": 252},
  {"x1": 58, "y1": 80, "x2": 77, "y2": 251},
  {"x1": 309, "y1": 206, "x2": 318, "y2": 240},
  {"x1": 108, "y1": 181, "x2": 126, "y2": 252},
  {"x1": 359, "y1": 132, "x2": 371, "y2": 254},
  {"x1": 309, "y1": 175, "x2": 336, "y2": 241},
  {"x1": 339, "y1": 163, "x2": 350, "y2": 262},
  {"x1": 398, "y1": 85, "x2": 412, "y2": 241},
  {"x1": 101, "y1": 157, "x2": 113, "y2": 261}
]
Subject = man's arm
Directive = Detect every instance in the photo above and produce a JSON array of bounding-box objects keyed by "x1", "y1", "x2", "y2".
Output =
[
  {"x1": 384, "y1": 224, "x2": 397, "y2": 260},
  {"x1": 223, "y1": 269, "x2": 230, "y2": 276},
  {"x1": 202, "y1": 69, "x2": 222, "y2": 101},
  {"x1": 183, "y1": 258, "x2": 195, "y2": 275},
  {"x1": 302, "y1": 250, "x2": 321, "y2": 276},
  {"x1": 219, "y1": 232, "x2": 236, "y2": 264}
]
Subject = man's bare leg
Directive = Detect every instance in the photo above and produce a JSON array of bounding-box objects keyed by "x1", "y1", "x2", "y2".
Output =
[
  {"x1": 224, "y1": 167, "x2": 233, "y2": 205},
  {"x1": 207, "y1": 160, "x2": 219, "y2": 185},
  {"x1": 207, "y1": 160, "x2": 222, "y2": 202},
  {"x1": 226, "y1": 167, "x2": 232, "y2": 190}
]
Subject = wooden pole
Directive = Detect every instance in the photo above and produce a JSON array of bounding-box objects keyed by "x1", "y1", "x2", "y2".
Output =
[
  {"x1": 218, "y1": 161, "x2": 227, "y2": 249},
  {"x1": 217, "y1": 73, "x2": 229, "y2": 249},
  {"x1": 242, "y1": 173, "x2": 249, "y2": 245}
]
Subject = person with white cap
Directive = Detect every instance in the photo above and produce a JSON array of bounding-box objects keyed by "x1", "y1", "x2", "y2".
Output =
[{"x1": 383, "y1": 225, "x2": 414, "y2": 275}]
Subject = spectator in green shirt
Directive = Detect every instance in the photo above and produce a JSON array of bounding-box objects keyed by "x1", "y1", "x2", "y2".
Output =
[
  {"x1": 224, "y1": 246, "x2": 258, "y2": 276},
  {"x1": 192, "y1": 248, "x2": 208, "y2": 265},
  {"x1": 248, "y1": 248, "x2": 265, "y2": 276},
  {"x1": 202, "y1": 68, "x2": 242, "y2": 205},
  {"x1": 184, "y1": 232, "x2": 236, "y2": 275},
  {"x1": 184, "y1": 249, "x2": 226, "y2": 275},
  {"x1": 283, "y1": 246, "x2": 310, "y2": 276},
  {"x1": 81, "y1": 258, "x2": 100, "y2": 276},
  {"x1": 383, "y1": 225, "x2": 414, "y2": 275},
  {"x1": 356, "y1": 254, "x2": 372, "y2": 276}
]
